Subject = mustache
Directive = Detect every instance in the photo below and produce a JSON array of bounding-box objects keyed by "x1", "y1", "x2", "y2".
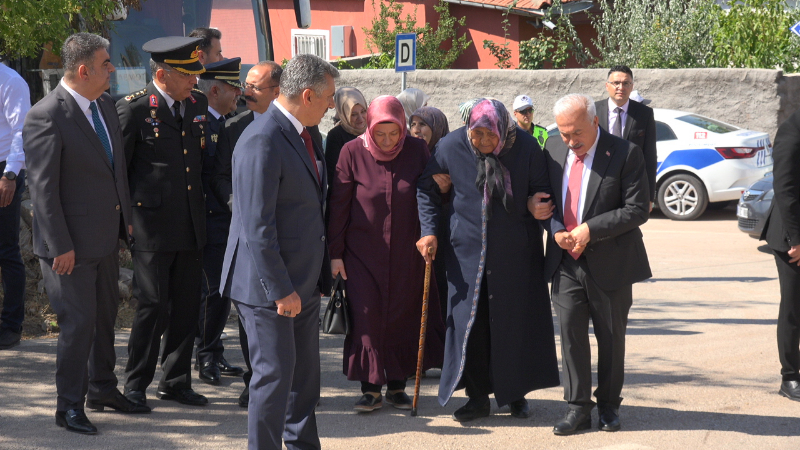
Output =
[{"x1": 243, "y1": 95, "x2": 257, "y2": 103}]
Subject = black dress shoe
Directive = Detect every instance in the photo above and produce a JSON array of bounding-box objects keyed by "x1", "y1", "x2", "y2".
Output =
[
  {"x1": 353, "y1": 393, "x2": 383, "y2": 412},
  {"x1": 55, "y1": 409, "x2": 97, "y2": 435},
  {"x1": 0, "y1": 328, "x2": 21, "y2": 350},
  {"x1": 598, "y1": 407, "x2": 621, "y2": 431},
  {"x1": 238, "y1": 386, "x2": 249, "y2": 408},
  {"x1": 156, "y1": 387, "x2": 208, "y2": 406},
  {"x1": 385, "y1": 390, "x2": 412, "y2": 410},
  {"x1": 87, "y1": 390, "x2": 151, "y2": 413},
  {"x1": 553, "y1": 409, "x2": 592, "y2": 435},
  {"x1": 198, "y1": 362, "x2": 221, "y2": 385},
  {"x1": 216, "y1": 357, "x2": 244, "y2": 377},
  {"x1": 123, "y1": 390, "x2": 147, "y2": 406},
  {"x1": 452, "y1": 396, "x2": 491, "y2": 422},
  {"x1": 780, "y1": 380, "x2": 800, "y2": 401},
  {"x1": 509, "y1": 398, "x2": 530, "y2": 419}
]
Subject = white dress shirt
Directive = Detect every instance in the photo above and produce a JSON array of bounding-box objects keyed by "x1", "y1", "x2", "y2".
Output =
[
  {"x1": 152, "y1": 82, "x2": 185, "y2": 118},
  {"x1": 608, "y1": 98, "x2": 630, "y2": 137},
  {"x1": 208, "y1": 106, "x2": 222, "y2": 121},
  {"x1": 59, "y1": 79, "x2": 111, "y2": 152},
  {"x1": 0, "y1": 63, "x2": 31, "y2": 174},
  {"x1": 561, "y1": 128, "x2": 601, "y2": 225},
  {"x1": 274, "y1": 100, "x2": 322, "y2": 178}
]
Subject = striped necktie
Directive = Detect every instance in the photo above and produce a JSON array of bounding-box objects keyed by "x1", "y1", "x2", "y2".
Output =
[{"x1": 89, "y1": 101, "x2": 113, "y2": 169}]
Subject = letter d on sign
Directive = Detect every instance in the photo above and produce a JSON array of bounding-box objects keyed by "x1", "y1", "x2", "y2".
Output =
[
  {"x1": 395, "y1": 33, "x2": 416, "y2": 73},
  {"x1": 398, "y1": 40, "x2": 413, "y2": 67}
]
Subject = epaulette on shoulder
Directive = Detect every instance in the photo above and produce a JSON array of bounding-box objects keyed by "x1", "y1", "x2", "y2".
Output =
[
  {"x1": 191, "y1": 88, "x2": 207, "y2": 98},
  {"x1": 124, "y1": 88, "x2": 148, "y2": 102}
]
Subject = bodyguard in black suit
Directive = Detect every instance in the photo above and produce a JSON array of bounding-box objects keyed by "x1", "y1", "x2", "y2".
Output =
[
  {"x1": 595, "y1": 65, "x2": 657, "y2": 205},
  {"x1": 761, "y1": 107, "x2": 800, "y2": 401},
  {"x1": 24, "y1": 33, "x2": 148, "y2": 435},
  {"x1": 536, "y1": 94, "x2": 651, "y2": 435},
  {"x1": 194, "y1": 57, "x2": 244, "y2": 385},
  {"x1": 117, "y1": 37, "x2": 209, "y2": 407},
  {"x1": 210, "y1": 60, "x2": 282, "y2": 407}
]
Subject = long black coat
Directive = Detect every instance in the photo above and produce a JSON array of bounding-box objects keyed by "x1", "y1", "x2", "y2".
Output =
[{"x1": 417, "y1": 128, "x2": 560, "y2": 406}]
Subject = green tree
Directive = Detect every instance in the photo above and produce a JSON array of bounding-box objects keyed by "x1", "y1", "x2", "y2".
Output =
[
  {"x1": 483, "y1": 1, "x2": 515, "y2": 69},
  {"x1": 0, "y1": 0, "x2": 143, "y2": 59},
  {"x1": 518, "y1": 0, "x2": 590, "y2": 70},
  {"x1": 362, "y1": 0, "x2": 472, "y2": 69},
  {"x1": 590, "y1": 0, "x2": 719, "y2": 69},
  {"x1": 712, "y1": 0, "x2": 800, "y2": 72}
]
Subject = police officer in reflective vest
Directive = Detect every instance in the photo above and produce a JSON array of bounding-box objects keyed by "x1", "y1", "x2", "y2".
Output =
[{"x1": 513, "y1": 95, "x2": 548, "y2": 149}]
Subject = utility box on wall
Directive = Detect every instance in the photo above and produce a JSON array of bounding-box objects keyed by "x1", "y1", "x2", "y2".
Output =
[{"x1": 331, "y1": 25, "x2": 355, "y2": 57}]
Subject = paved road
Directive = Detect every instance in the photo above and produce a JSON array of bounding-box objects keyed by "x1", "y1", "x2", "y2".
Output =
[{"x1": 1, "y1": 208, "x2": 799, "y2": 449}]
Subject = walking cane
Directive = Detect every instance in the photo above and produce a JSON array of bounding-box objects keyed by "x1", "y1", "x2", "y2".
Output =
[{"x1": 411, "y1": 247, "x2": 434, "y2": 417}]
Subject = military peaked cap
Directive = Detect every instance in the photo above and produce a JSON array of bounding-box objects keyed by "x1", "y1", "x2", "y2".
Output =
[
  {"x1": 143, "y1": 36, "x2": 205, "y2": 75},
  {"x1": 200, "y1": 57, "x2": 243, "y2": 89}
]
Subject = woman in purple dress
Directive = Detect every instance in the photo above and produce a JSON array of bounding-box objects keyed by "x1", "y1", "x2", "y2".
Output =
[{"x1": 327, "y1": 95, "x2": 445, "y2": 413}]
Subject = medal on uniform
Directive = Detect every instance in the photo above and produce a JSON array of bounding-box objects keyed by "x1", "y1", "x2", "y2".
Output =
[
  {"x1": 200, "y1": 136, "x2": 206, "y2": 149},
  {"x1": 149, "y1": 94, "x2": 158, "y2": 108},
  {"x1": 150, "y1": 109, "x2": 157, "y2": 119}
]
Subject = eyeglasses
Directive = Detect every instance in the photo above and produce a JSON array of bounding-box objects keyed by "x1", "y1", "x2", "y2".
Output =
[
  {"x1": 517, "y1": 108, "x2": 533, "y2": 115},
  {"x1": 243, "y1": 82, "x2": 279, "y2": 92},
  {"x1": 607, "y1": 81, "x2": 632, "y2": 88}
]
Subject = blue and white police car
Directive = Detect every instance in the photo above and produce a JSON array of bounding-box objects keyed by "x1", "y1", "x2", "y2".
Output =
[
  {"x1": 547, "y1": 108, "x2": 773, "y2": 220},
  {"x1": 652, "y1": 109, "x2": 772, "y2": 220}
]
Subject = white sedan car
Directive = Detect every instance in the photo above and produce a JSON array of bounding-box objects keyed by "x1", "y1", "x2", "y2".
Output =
[{"x1": 548, "y1": 108, "x2": 773, "y2": 220}]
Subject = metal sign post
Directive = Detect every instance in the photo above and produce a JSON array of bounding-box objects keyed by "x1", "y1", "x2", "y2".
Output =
[{"x1": 395, "y1": 33, "x2": 416, "y2": 92}]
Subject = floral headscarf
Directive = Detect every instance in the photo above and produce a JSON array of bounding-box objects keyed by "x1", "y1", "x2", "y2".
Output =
[{"x1": 467, "y1": 99, "x2": 515, "y2": 219}]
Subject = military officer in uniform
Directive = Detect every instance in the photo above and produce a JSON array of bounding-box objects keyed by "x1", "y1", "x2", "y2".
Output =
[
  {"x1": 194, "y1": 57, "x2": 244, "y2": 384},
  {"x1": 117, "y1": 36, "x2": 209, "y2": 407}
]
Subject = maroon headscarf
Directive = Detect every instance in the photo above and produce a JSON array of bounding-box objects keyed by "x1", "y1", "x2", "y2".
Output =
[{"x1": 360, "y1": 95, "x2": 407, "y2": 162}]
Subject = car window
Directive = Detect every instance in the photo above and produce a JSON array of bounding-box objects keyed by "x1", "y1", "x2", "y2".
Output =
[
  {"x1": 655, "y1": 121, "x2": 677, "y2": 141},
  {"x1": 675, "y1": 114, "x2": 739, "y2": 133}
]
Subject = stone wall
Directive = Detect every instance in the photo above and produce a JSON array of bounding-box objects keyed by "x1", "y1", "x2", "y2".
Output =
[{"x1": 323, "y1": 68, "x2": 800, "y2": 141}]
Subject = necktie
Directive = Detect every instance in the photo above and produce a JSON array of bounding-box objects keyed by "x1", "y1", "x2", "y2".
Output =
[
  {"x1": 89, "y1": 101, "x2": 114, "y2": 169},
  {"x1": 612, "y1": 107, "x2": 623, "y2": 137},
  {"x1": 563, "y1": 153, "x2": 586, "y2": 260},
  {"x1": 300, "y1": 128, "x2": 320, "y2": 183},
  {"x1": 173, "y1": 101, "x2": 183, "y2": 125}
]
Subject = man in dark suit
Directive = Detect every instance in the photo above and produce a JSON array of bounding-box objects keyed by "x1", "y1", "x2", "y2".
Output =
[
  {"x1": 595, "y1": 65, "x2": 657, "y2": 208},
  {"x1": 537, "y1": 93, "x2": 651, "y2": 435},
  {"x1": 220, "y1": 54, "x2": 336, "y2": 450},
  {"x1": 117, "y1": 37, "x2": 209, "y2": 407},
  {"x1": 210, "y1": 60, "x2": 282, "y2": 407},
  {"x1": 761, "y1": 108, "x2": 800, "y2": 402},
  {"x1": 193, "y1": 57, "x2": 244, "y2": 386},
  {"x1": 23, "y1": 33, "x2": 149, "y2": 435}
]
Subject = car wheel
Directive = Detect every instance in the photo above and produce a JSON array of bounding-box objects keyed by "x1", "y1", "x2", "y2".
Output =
[{"x1": 657, "y1": 173, "x2": 708, "y2": 220}]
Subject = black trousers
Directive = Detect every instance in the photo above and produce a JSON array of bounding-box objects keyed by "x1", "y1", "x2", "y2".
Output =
[
  {"x1": 196, "y1": 241, "x2": 231, "y2": 364},
  {"x1": 41, "y1": 252, "x2": 120, "y2": 411},
  {"x1": 0, "y1": 167, "x2": 25, "y2": 333},
  {"x1": 462, "y1": 276, "x2": 494, "y2": 399},
  {"x1": 552, "y1": 253, "x2": 632, "y2": 413},
  {"x1": 774, "y1": 250, "x2": 800, "y2": 381},
  {"x1": 125, "y1": 249, "x2": 202, "y2": 391}
]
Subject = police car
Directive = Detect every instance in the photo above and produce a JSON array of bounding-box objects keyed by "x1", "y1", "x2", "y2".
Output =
[{"x1": 547, "y1": 108, "x2": 773, "y2": 220}]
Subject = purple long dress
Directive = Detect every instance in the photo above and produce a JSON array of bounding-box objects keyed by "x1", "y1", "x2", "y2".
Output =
[{"x1": 328, "y1": 135, "x2": 445, "y2": 386}]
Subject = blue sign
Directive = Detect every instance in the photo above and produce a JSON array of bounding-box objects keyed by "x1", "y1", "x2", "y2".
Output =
[
  {"x1": 395, "y1": 33, "x2": 416, "y2": 73},
  {"x1": 792, "y1": 20, "x2": 800, "y2": 37}
]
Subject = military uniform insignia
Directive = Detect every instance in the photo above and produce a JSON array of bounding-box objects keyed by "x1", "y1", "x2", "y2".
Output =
[
  {"x1": 211, "y1": 134, "x2": 218, "y2": 143},
  {"x1": 124, "y1": 88, "x2": 147, "y2": 102},
  {"x1": 188, "y1": 94, "x2": 197, "y2": 104},
  {"x1": 150, "y1": 109, "x2": 157, "y2": 119},
  {"x1": 150, "y1": 94, "x2": 158, "y2": 108},
  {"x1": 201, "y1": 136, "x2": 206, "y2": 149},
  {"x1": 192, "y1": 115, "x2": 207, "y2": 122}
]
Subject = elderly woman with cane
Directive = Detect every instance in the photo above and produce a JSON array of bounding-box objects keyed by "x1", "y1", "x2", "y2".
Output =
[
  {"x1": 327, "y1": 95, "x2": 445, "y2": 413},
  {"x1": 416, "y1": 98, "x2": 560, "y2": 422}
]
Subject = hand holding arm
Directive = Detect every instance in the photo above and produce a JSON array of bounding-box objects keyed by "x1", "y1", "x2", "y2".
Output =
[
  {"x1": 528, "y1": 192, "x2": 554, "y2": 220},
  {"x1": 432, "y1": 174, "x2": 452, "y2": 193}
]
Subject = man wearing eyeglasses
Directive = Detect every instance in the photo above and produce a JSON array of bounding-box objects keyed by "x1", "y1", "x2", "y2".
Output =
[
  {"x1": 512, "y1": 94, "x2": 548, "y2": 149},
  {"x1": 117, "y1": 36, "x2": 210, "y2": 408},
  {"x1": 595, "y1": 66, "x2": 657, "y2": 209}
]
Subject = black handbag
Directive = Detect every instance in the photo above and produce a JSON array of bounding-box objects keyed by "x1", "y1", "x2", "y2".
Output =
[{"x1": 322, "y1": 274, "x2": 350, "y2": 335}]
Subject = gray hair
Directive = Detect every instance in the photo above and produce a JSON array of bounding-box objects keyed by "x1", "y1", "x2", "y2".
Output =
[
  {"x1": 280, "y1": 54, "x2": 339, "y2": 100},
  {"x1": 553, "y1": 93, "x2": 596, "y2": 122},
  {"x1": 254, "y1": 60, "x2": 283, "y2": 85},
  {"x1": 61, "y1": 33, "x2": 110, "y2": 76},
  {"x1": 197, "y1": 78, "x2": 226, "y2": 95},
  {"x1": 149, "y1": 59, "x2": 168, "y2": 76}
]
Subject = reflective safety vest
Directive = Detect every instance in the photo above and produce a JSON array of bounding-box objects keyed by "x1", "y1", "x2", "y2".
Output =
[{"x1": 531, "y1": 124, "x2": 548, "y2": 149}]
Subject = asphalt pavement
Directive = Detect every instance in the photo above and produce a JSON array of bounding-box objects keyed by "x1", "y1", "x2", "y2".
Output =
[{"x1": 1, "y1": 207, "x2": 799, "y2": 449}]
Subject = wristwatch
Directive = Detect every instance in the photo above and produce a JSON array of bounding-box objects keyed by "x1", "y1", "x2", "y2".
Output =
[{"x1": 2, "y1": 171, "x2": 15, "y2": 181}]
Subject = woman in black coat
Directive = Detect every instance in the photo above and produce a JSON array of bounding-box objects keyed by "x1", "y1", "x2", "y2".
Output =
[
  {"x1": 324, "y1": 87, "x2": 368, "y2": 186},
  {"x1": 416, "y1": 98, "x2": 560, "y2": 422}
]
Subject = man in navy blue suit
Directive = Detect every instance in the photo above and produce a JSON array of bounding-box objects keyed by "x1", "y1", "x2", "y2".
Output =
[{"x1": 219, "y1": 54, "x2": 336, "y2": 450}]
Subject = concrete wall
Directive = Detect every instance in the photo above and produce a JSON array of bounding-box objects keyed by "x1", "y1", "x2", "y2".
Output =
[{"x1": 324, "y1": 68, "x2": 800, "y2": 141}]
